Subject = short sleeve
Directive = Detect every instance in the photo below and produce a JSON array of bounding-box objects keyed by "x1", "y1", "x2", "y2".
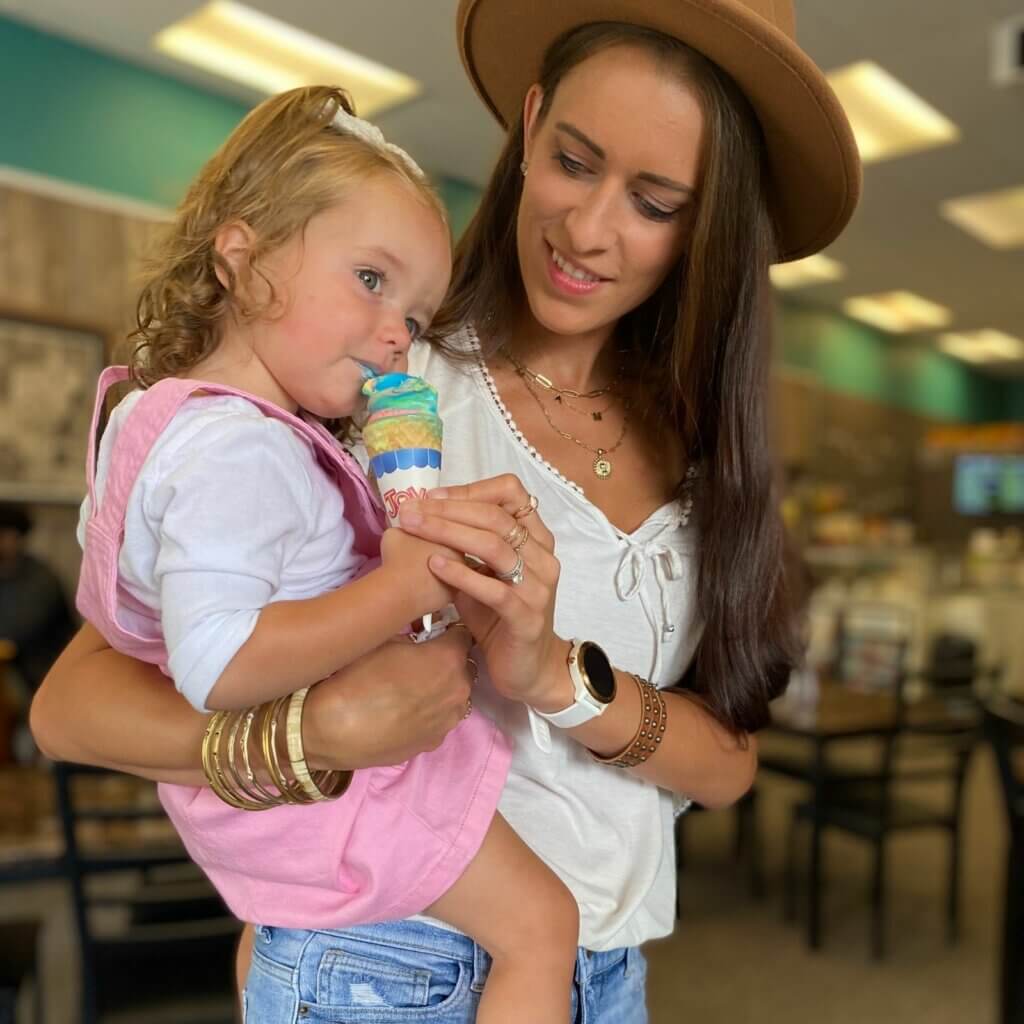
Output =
[{"x1": 147, "y1": 413, "x2": 318, "y2": 710}]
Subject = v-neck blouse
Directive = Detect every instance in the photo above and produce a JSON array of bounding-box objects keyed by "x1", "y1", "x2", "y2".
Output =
[{"x1": 400, "y1": 331, "x2": 702, "y2": 951}]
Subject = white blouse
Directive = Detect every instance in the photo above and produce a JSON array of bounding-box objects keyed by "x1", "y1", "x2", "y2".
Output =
[{"x1": 410, "y1": 329, "x2": 702, "y2": 951}]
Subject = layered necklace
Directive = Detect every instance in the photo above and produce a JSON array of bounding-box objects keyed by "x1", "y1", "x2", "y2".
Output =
[{"x1": 505, "y1": 351, "x2": 630, "y2": 479}]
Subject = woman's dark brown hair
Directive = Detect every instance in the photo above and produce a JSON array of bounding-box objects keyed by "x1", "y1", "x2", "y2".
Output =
[{"x1": 433, "y1": 23, "x2": 799, "y2": 732}]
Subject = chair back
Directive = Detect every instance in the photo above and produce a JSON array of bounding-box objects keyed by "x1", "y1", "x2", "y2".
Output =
[
  {"x1": 53, "y1": 762, "x2": 239, "y2": 1024},
  {"x1": 833, "y1": 602, "x2": 912, "y2": 698},
  {"x1": 984, "y1": 696, "x2": 1024, "y2": 846}
]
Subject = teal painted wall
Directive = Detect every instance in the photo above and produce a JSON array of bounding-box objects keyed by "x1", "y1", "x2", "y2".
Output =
[
  {"x1": 777, "y1": 303, "x2": 1020, "y2": 423},
  {"x1": 1, "y1": 14, "x2": 1020, "y2": 423},
  {"x1": 0, "y1": 15, "x2": 249, "y2": 207}
]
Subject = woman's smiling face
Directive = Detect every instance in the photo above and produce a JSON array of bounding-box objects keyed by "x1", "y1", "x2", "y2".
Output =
[{"x1": 515, "y1": 44, "x2": 705, "y2": 343}]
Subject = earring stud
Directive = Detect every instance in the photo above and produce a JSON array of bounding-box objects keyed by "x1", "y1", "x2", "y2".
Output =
[{"x1": 520, "y1": 160, "x2": 528, "y2": 177}]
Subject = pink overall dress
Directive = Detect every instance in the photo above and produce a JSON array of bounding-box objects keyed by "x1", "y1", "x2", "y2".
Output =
[{"x1": 76, "y1": 367, "x2": 513, "y2": 928}]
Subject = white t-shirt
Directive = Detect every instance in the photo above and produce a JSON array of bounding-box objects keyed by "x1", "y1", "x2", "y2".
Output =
[
  {"x1": 407, "y1": 330, "x2": 702, "y2": 951},
  {"x1": 78, "y1": 391, "x2": 366, "y2": 711}
]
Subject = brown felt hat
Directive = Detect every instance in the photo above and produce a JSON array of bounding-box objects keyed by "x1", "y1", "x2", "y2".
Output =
[{"x1": 456, "y1": 0, "x2": 861, "y2": 262}]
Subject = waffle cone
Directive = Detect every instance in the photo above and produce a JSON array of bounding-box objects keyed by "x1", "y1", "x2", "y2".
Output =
[{"x1": 363, "y1": 415, "x2": 442, "y2": 459}]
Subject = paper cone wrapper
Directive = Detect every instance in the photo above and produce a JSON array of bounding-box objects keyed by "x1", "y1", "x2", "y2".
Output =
[{"x1": 370, "y1": 448, "x2": 442, "y2": 526}]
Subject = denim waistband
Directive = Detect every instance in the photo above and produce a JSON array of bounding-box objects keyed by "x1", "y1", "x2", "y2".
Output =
[{"x1": 253, "y1": 919, "x2": 632, "y2": 992}]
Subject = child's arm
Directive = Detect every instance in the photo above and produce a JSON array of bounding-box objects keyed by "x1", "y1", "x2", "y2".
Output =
[
  {"x1": 146, "y1": 409, "x2": 450, "y2": 712},
  {"x1": 205, "y1": 528, "x2": 452, "y2": 709}
]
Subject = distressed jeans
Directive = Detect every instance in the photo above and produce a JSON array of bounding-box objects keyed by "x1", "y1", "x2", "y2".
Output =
[{"x1": 244, "y1": 918, "x2": 649, "y2": 1023}]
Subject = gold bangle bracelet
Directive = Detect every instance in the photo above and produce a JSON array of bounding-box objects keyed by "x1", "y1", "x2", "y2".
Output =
[
  {"x1": 590, "y1": 674, "x2": 667, "y2": 769},
  {"x1": 285, "y1": 688, "x2": 353, "y2": 802},
  {"x1": 238, "y1": 707, "x2": 284, "y2": 807},
  {"x1": 260, "y1": 696, "x2": 309, "y2": 804},
  {"x1": 202, "y1": 711, "x2": 267, "y2": 810}
]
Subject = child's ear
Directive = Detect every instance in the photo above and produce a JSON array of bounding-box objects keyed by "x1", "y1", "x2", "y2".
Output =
[{"x1": 212, "y1": 221, "x2": 256, "y2": 293}]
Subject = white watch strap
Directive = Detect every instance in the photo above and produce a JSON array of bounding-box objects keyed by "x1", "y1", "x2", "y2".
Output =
[{"x1": 533, "y1": 697, "x2": 605, "y2": 729}]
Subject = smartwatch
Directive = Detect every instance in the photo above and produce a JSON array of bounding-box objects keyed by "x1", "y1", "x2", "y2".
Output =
[{"x1": 533, "y1": 639, "x2": 617, "y2": 729}]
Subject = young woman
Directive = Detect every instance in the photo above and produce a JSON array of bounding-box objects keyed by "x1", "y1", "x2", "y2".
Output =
[{"x1": 32, "y1": 1, "x2": 859, "y2": 1020}]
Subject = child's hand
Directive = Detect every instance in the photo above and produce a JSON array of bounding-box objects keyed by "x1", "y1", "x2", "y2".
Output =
[{"x1": 380, "y1": 527, "x2": 457, "y2": 613}]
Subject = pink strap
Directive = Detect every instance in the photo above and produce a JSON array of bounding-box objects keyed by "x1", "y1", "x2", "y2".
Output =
[
  {"x1": 87, "y1": 372, "x2": 384, "y2": 547},
  {"x1": 84, "y1": 366, "x2": 131, "y2": 508}
]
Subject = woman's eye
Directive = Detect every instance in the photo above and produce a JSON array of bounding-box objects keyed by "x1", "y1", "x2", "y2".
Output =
[
  {"x1": 557, "y1": 152, "x2": 588, "y2": 176},
  {"x1": 635, "y1": 195, "x2": 677, "y2": 223},
  {"x1": 356, "y1": 268, "x2": 383, "y2": 292},
  {"x1": 405, "y1": 317, "x2": 422, "y2": 341}
]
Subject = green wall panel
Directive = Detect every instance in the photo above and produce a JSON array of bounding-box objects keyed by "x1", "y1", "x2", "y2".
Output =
[{"x1": 0, "y1": 15, "x2": 249, "y2": 207}]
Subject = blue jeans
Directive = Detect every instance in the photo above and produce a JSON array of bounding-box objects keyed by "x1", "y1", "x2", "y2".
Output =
[{"x1": 244, "y1": 918, "x2": 648, "y2": 1023}]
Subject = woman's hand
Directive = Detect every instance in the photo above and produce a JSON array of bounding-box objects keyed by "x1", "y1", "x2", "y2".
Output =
[
  {"x1": 302, "y1": 629, "x2": 475, "y2": 771},
  {"x1": 397, "y1": 474, "x2": 573, "y2": 713}
]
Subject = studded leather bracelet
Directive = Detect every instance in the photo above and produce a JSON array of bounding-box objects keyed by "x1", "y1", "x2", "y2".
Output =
[{"x1": 590, "y1": 673, "x2": 667, "y2": 769}]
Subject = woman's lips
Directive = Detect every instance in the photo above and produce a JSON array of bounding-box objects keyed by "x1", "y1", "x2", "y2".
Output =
[{"x1": 546, "y1": 244, "x2": 605, "y2": 296}]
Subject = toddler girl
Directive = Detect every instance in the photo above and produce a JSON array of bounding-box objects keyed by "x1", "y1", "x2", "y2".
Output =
[{"x1": 76, "y1": 86, "x2": 576, "y2": 1022}]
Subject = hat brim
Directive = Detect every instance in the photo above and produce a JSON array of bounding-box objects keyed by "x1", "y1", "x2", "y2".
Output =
[{"x1": 457, "y1": 0, "x2": 861, "y2": 262}]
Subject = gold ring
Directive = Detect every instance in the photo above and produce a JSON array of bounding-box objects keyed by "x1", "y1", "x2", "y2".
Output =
[
  {"x1": 512, "y1": 495, "x2": 538, "y2": 520},
  {"x1": 502, "y1": 522, "x2": 529, "y2": 551}
]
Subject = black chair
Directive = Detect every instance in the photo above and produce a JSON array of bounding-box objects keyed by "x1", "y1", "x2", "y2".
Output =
[
  {"x1": 0, "y1": 920, "x2": 43, "y2": 1024},
  {"x1": 984, "y1": 696, "x2": 1024, "y2": 1024},
  {"x1": 783, "y1": 665, "x2": 980, "y2": 960},
  {"x1": 674, "y1": 789, "x2": 762, "y2": 919},
  {"x1": 54, "y1": 762, "x2": 241, "y2": 1024}
]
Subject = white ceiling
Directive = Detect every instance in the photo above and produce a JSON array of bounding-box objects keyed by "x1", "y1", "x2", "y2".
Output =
[{"x1": 3, "y1": 0, "x2": 1024, "y2": 377}]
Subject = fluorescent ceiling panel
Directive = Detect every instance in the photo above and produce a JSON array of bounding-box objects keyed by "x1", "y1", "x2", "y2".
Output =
[
  {"x1": 941, "y1": 185, "x2": 1024, "y2": 250},
  {"x1": 842, "y1": 291, "x2": 953, "y2": 333},
  {"x1": 154, "y1": 1, "x2": 421, "y2": 115},
  {"x1": 939, "y1": 330, "x2": 1024, "y2": 364},
  {"x1": 770, "y1": 254, "x2": 846, "y2": 290},
  {"x1": 827, "y1": 61, "x2": 959, "y2": 164}
]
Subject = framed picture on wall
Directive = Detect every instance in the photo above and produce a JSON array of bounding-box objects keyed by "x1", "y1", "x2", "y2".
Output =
[{"x1": 0, "y1": 309, "x2": 109, "y2": 504}]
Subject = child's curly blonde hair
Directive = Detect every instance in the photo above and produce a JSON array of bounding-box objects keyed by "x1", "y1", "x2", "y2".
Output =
[{"x1": 129, "y1": 86, "x2": 447, "y2": 386}]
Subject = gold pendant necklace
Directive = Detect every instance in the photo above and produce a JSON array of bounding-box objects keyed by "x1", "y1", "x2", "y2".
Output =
[{"x1": 513, "y1": 364, "x2": 629, "y2": 479}]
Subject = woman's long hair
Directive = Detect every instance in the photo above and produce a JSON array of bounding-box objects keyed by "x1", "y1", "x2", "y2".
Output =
[{"x1": 432, "y1": 23, "x2": 799, "y2": 732}]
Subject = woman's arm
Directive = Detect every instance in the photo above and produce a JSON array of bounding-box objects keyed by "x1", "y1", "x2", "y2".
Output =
[
  {"x1": 30, "y1": 623, "x2": 208, "y2": 784},
  {"x1": 31, "y1": 623, "x2": 474, "y2": 785},
  {"x1": 396, "y1": 475, "x2": 757, "y2": 809}
]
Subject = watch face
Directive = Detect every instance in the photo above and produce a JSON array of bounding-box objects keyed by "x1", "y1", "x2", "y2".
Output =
[{"x1": 581, "y1": 642, "x2": 616, "y2": 702}]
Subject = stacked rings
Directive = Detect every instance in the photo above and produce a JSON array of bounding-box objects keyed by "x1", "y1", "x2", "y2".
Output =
[
  {"x1": 512, "y1": 495, "x2": 539, "y2": 519},
  {"x1": 503, "y1": 522, "x2": 529, "y2": 551}
]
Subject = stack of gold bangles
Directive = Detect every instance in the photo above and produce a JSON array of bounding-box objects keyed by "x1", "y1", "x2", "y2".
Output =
[{"x1": 201, "y1": 687, "x2": 352, "y2": 810}]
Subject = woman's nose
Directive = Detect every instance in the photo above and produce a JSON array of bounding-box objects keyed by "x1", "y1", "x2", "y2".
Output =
[{"x1": 563, "y1": 181, "x2": 618, "y2": 254}]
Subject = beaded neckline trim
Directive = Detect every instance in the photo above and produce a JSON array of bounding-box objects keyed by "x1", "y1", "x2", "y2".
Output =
[{"x1": 466, "y1": 325, "x2": 697, "y2": 529}]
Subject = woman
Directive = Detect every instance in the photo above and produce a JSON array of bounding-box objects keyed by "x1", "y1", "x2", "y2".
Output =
[{"x1": 31, "y1": 0, "x2": 859, "y2": 1020}]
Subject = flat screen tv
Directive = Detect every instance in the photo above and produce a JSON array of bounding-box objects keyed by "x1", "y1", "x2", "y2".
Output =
[{"x1": 953, "y1": 454, "x2": 1024, "y2": 515}]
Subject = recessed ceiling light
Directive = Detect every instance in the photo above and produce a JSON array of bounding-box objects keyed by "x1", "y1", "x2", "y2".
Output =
[
  {"x1": 769, "y1": 254, "x2": 846, "y2": 290},
  {"x1": 842, "y1": 291, "x2": 953, "y2": 334},
  {"x1": 939, "y1": 330, "x2": 1024, "y2": 364},
  {"x1": 154, "y1": 1, "x2": 421, "y2": 116},
  {"x1": 826, "y1": 61, "x2": 959, "y2": 164},
  {"x1": 941, "y1": 185, "x2": 1024, "y2": 249}
]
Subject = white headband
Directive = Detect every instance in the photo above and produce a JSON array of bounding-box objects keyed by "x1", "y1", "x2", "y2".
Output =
[{"x1": 331, "y1": 108, "x2": 425, "y2": 180}]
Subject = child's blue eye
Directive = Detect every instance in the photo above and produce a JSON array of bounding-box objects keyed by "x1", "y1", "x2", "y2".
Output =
[
  {"x1": 356, "y1": 268, "x2": 383, "y2": 292},
  {"x1": 405, "y1": 318, "x2": 422, "y2": 341}
]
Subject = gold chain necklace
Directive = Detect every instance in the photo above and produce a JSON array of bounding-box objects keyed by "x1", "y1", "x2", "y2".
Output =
[
  {"x1": 514, "y1": 364, "x2": 630, "y2": 479},
  {"x1": 504, "y1": 351, "x2": 617, "y2": 400}
]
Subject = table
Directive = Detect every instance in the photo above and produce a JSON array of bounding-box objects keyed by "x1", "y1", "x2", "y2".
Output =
[{"x1": 763, "y1": 682, "x2": 977, "y2": 949}]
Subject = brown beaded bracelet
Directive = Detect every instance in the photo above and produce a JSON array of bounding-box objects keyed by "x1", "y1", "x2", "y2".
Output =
[{"x1": 590, "y1": 674, "x2": 667, "y2": 769}]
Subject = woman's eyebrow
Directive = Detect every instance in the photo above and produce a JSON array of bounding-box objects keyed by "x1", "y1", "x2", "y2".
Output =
[
  {"x1": 555, "y1": 121, "x2": 605, "y2": 159},
  {"x1": 554, "y1": 121, "x2": 694, "y2": 196}
]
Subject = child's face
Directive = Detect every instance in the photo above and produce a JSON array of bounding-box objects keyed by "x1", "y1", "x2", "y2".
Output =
[{"x1": 252, "y1": 175, "x2": 452, "y2": 418}]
